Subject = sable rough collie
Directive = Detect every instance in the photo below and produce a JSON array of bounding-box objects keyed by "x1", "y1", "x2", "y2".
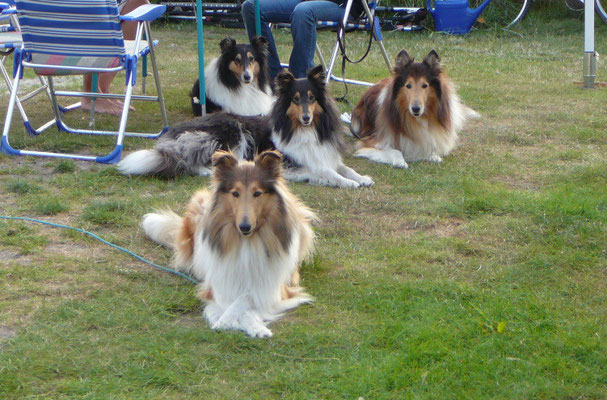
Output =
[
  {"x1": 119, "y1": 65, "x2": 373, "y2": 188},
  {"x1": 142, "y1": 150, "x2": 316, "y2": 338},
  {"x1": 190, "y1": 36, "x2": 274, "y2": 116},
  {"x1": 350, "y1": 50, "x2": 479, "y2": 168}
]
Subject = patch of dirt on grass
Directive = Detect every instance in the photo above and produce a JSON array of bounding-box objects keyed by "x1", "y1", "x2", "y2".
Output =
[
  {"x1": 494, "y1": 174, "x2": 540, "y2": 191},
  {"x1": 351, "y1": 213, "x2": 466, "y2": 239},
  {"x1": 430, "y1": 219, "x2": 466, "y2": 238},
  {"x1": 174, "y1": 313, "x2": 203, "y2": 327},
  {"x1": 0, "y1": 249, "x2": 25, "y2": 261},
  {"x1": 44, "y1": 242, "x2": 91, "y2": 258},
  {"x1": 0, "y1": 326, "x2": 16, "y2": 348}
]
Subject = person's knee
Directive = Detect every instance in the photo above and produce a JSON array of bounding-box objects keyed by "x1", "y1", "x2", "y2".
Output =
[
  {"x1": 241, "y1": 0, "x2": 254, "y2": 17},
  {"x1": 291, "y1": 3, "x2": 316, "y2": 23}
]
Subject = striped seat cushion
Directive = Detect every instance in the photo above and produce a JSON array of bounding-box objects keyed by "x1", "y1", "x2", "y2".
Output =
[
  {"x1": 31, "y1": 39, "x2": 157, "y2": 75},
  {"x1": 17, "y1": 0, "x2": 127, "y2": 74}
]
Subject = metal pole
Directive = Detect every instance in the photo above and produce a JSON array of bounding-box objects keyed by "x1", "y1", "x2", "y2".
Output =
[
  {"x1": 196, "y1": 0, "x2": 206, "y2": 114},
  {"x1": 325, "y1": 0, "x2": 355, "y2": 84},
  {"x1": 584, "y1": 0, "x2": 596, "y2": 88},
  {"x1": 254, "y1": 0, "x2": 261, "y2": 36}
]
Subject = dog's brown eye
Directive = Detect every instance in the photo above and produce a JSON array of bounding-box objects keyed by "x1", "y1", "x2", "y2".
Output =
[
  {"x1": 292, "y1": 97, "x2": 300, "y2": 105},
  {"x1": 253, "y1": 190, "x2": 262, "y2": 197},
  {"x1": 309, "y1": 95, "x2": 315, "y2": 102},
  {"x1": 232, "y1": 191, "x2": 239, "y2": 198},
  {"x1": 405, "y1": 83, "x2": 412, "y2": 89},
  {"x1": 422, "y1": 83, "x2": 428, "y2": 89},
  {"x1": 248, "y1": 56, "x2": 254, "y2": 62}
]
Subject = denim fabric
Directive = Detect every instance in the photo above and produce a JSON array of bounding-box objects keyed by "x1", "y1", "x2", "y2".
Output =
[{"x1": 241, "y1": 0, "x2": 347, "y2": 78}]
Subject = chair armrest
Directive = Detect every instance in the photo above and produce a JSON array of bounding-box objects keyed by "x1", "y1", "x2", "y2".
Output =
[{"x1": 119, "y1": 4, "x2": 166, "y2": 22}]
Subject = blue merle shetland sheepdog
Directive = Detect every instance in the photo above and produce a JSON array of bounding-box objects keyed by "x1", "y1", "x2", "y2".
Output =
[
  {"x1": 119, "y1": 65, "x2": 373, "y2": 188},
  {"x1": 190, "y1": 36, "x2": 274, "y2": 116},
  {"x1": 350, "y1": 50, "x2": 479, "y2": 169}
]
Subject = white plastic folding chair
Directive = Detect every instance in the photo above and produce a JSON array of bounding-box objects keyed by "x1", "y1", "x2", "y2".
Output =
[{"x1": 1, "y1": 0, "x2": 169, "y2": 164}]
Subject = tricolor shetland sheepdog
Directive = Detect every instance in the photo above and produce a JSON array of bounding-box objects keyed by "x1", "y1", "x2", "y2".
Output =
[
  {"x1": 270, "y1": 66, "x2": 374, "y2": 188},
  {"x1": 190, "y1": 36, "x2": 274, "y2": 116},
  {"x1": 141, "y1": 150, "x2": 316, "y2": 338},
  {"x1": 350, "y1": 49, "x2": 479, "y2": 169},
  {"x1": 119, "y1": 65, "x2": 373, "y2": 188}
]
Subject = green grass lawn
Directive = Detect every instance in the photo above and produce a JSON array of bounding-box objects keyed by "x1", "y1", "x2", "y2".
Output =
[{"x1": 1, "y1": 6, "x2": 606, "y2": 399}]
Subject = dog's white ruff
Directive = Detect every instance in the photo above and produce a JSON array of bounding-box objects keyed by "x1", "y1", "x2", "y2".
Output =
[
  {"x1": 272, "y1": 127, "x2": 373, "y2": 188},
  {"x1": 205, "y1": 58, "x2": 275, "y2": 116}
]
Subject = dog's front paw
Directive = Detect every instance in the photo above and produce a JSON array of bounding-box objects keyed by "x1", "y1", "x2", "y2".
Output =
[
  {"x1": 357, "y1": 175, "x2": 374, "y2": 187},
  {"x1": 212, "y1": 315, "x2": 239, "y2": 331},
  {"x1": 339, "y1": 179, "x2": 360, "y2": 189},
  {"x1": 245, "y1": 323, "x2": 273, "y2": 338},
  {"x1": 393, "y1": 159, "x2": 409, "y2": 169},
  {"x1": 428, "y1": 154, "x2": 443, "y2": 163}
]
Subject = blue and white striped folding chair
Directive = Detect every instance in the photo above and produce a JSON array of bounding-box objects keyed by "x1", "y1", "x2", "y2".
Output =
[
  {"x1": 0, "y1": 0, "x2": 66, "y2": 135},
  {"x1": 1, "y1": 0, "x2": 169, "y2": 164}
]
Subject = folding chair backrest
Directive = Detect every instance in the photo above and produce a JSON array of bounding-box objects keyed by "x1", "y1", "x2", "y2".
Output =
[{"x1": 16, "y1": 0, "x2": 126, "y2": 75}]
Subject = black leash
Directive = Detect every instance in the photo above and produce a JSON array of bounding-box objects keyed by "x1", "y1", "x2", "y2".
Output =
[{"x1": 333, "y1": 10, "x2": 376, "y2": 105}]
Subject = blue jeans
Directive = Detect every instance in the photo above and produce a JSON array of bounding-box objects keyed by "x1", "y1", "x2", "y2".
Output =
[{"x1": 242, "y1": 0, "x2": 347, "y2": 78}]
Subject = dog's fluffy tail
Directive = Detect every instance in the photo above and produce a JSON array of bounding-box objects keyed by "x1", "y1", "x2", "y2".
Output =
[
  {"x1": 117, "y1": 149, "x2": 166, "y2": 176},
  {"x1": 141, "y1": 211, "x2": 182, "y2": 248},
  {"x1": 463, "y1": 106, "x2": 481, "y2": 120}
]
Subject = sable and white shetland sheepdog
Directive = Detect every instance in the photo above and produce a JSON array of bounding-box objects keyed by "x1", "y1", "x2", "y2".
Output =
[
  {"x1": 350, "y1": 49, "x2": 479, "y2": 169},
  {"x1": 141, "y1": 150, "x2": 316, "y2": 338},
  {"x1": 190, "y1": 36, "x2": 274, "y2": 116},
  {"x1": 118, "y1": 65, "x2": 373, "y2": 188}
]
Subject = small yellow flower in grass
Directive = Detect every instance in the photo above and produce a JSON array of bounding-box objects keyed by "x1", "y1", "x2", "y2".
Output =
[{"x1": 497, "y1": 321, "x2": 506, "y2": 333}]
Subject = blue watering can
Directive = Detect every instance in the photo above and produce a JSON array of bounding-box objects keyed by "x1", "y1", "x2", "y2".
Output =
[{"x1": 426, "y1": 0, "x2": 492, "y2": 34}]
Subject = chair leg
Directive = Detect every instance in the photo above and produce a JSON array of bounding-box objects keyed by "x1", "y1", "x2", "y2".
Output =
[
  {"x1": 1, "y1": 55, "x2": 37, "y2": 135},
  {"x1": 323, "y1": 0, "x2": 391, "y2": 86},
  {"x1": 46, "y1": 77, "x2": 65, "y2": 131},
  {"x1": 360, "y1": 1, "x2": 391, "y2": 70},
  {"x1": 145, "y1": 21, "x2": 169, "y2": 130},
  {"x1": 89, "y1": 73, "x2": 98, "y2": 128},
  {"x1": 1, "y1": 63, "x2": 22, "y2": 155},
  {"x1": 315, "y1": 44, "x2": 327, "y2": 70}
]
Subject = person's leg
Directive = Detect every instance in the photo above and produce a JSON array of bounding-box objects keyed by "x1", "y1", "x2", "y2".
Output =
[
  {"x1": 289, "y1": 1, "x2": 346, "y2": 78},
  {"x1": 82, "y1": 0, "x2": 149, "y2": 114},
  {"x1": 241, "y1": 0, "x2": 302, "y2": 79}
]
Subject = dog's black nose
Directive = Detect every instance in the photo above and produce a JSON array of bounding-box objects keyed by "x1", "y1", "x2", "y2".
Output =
[
  {"x1": 239, "y1": 222, "x2": 252, "y2": 235},
  {"x1": 243, "y1": 72, "x2": 252, "y2": 83},
  {"x1": 301, "y1": 114, "x2": 311, "y2": 124},
  {"x1": 411, "y1": 105, "x2": 421, "y2": 115}
]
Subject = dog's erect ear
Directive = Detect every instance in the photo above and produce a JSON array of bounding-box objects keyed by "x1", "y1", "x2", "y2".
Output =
[
  {"x1": 219, "y1": 37, "x2": 236, "y2": 53},
  {"x1": 307, "y1": 65, "x2": 326, "y2": 85},
  {"x1": 255, "y1": 150, "x2": 282, "y2": 180},
  {"x1": 276, "y1": 69, "x2": 295, "y2": 91},
  {"x1": 212, "y1": 150, "x2": 238, "y2": 172},
  {"x1": 423, "y1": 50, "x2": 441, "y2": 73},
  {"x1": 394, "y1": 50, "x2": 414, "y2": 73},
  {"x1": 251, "y1": 36, "x2": 269, "y2": 55}
]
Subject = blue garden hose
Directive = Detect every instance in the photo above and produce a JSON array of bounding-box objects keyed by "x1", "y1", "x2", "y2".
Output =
[{"x1": 0, "y1": 215, "x2": 199, "y2": 284}]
